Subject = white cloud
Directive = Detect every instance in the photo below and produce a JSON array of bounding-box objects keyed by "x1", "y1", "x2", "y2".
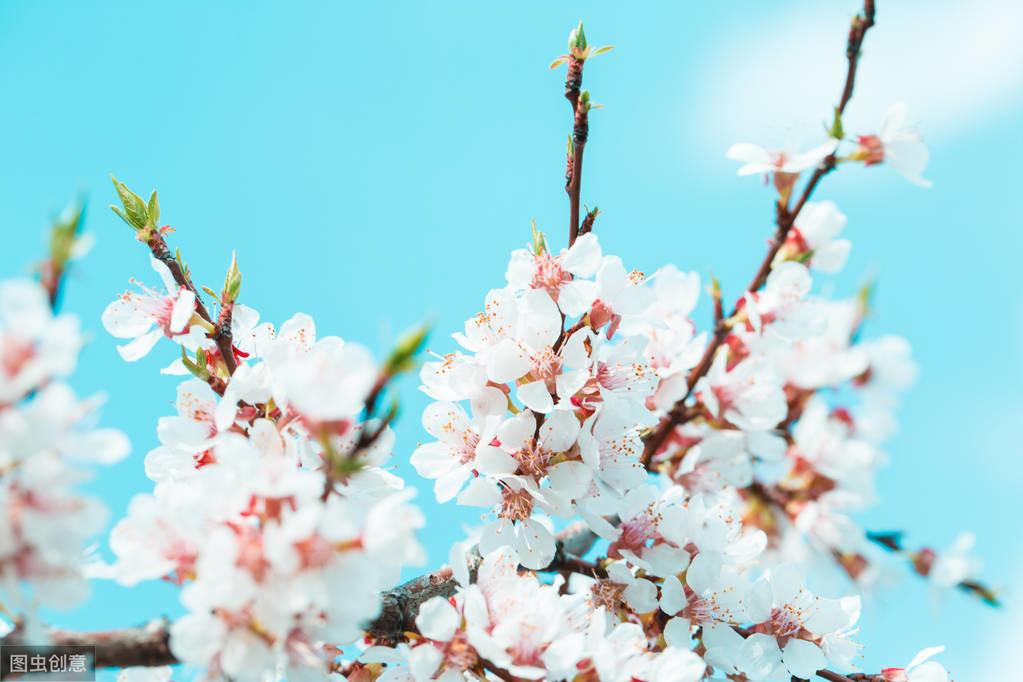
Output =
[{"x1": 691, "y1": 0, "x2": 1023, "y2": 152}]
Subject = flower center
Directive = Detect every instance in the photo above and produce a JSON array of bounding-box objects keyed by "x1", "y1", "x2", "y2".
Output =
[
  {"x1": 499, "y1": 487, "x2": 534, "y2": 521},
  {"x1": 530, "y1": 254, "x2": 571, "y2": 299},
  {"x1": 589, "y1": 579, "x2": 626, "y2": 611}
]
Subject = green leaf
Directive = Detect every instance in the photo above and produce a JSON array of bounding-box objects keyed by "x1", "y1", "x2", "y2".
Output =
[
  {"x1": 110, "y1": 176, "x2": 149, "y2": 230},
  {"x1": 147, "y1": 190, "x2": 160, "y2": 226},
  {"x1": 109, "y1": 205, "x2": 134, "y2": 230},
  {"x1": 569, "y1": 21, "x2": 587, "y2": 52},
  {"x1": 828, "y1": 106, "x2": 845, "y2": 140},
  {"x1": 223, "y1": 251, "x2": 242, "y2": 303}
]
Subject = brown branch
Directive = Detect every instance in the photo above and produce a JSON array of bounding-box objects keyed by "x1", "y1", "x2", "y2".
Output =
[
  {"x1": 564, "y1": 56, "x2": 588, "y2": 246},
  {"x1": 11, "y1": 524, "x2": 598, "y2": 668},
  {"x1": 641, "y1": 0, "x2": 877, "y2": 467}
]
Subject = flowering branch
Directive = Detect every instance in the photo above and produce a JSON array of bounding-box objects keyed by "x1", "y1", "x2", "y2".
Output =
[
  {"x1": 641, "y1": 0, "x2": 877, "y2": 466},
  {"x1": 109, "y1": 177, "x2": 238, "y2": 375},
  {"x1": 5, "y1": 524, "x2": 597, "y2": 668},
  {"x1": 553, "y1": 23, "x2": 611, "y2": 246},
  {"x1": 38, "y1": 200, "x2": 86, "y2": 311}
]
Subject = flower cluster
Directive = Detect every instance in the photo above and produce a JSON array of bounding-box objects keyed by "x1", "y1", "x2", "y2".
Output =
[
  {"x1": 100, "y1": 255, "x2": 425, "y2": 679},
  {"x1": 364, "y1": 89, "x2": 966, "y2": 679},
  {"x1": 0, "y1": 278, "x2": 128, "y2": 624},
  {"x1": 17, "y1": 4, "x2": 987, "y2": 680}
]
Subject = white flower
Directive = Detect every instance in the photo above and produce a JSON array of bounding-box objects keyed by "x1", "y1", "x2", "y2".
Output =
[
  {"x1": 930, "y1": 532, "x2": 981, "y2": 589},
  {"x1": 783, "y1": 201, "x2": 851, "y2": 274},
  {"x1": 882, "y1": 646, "x2": 948, "y2": 682},
  {"x1": 102, "y1": 256, "x2": 197, "y2": 361},
  {"x1": 0, "y1": 280, "x2": 81, "y2": 402},
  {"x1": 506, "y1": 232, "x2": 601, "y2": 315},
  {"x1": 858, "y1": 102, "x2": 932, "y2": 188},
  {"x1": 726, "y1": 140, "x2": 838, "y2": 176}
]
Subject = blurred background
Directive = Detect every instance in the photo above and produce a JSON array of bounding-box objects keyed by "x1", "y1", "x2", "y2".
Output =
[{"x1": 2, "y1": 0, "x2": 1021, "y2": 677}]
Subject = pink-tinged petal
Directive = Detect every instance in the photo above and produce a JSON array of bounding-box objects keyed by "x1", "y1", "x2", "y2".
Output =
[
  {"x1": 102, "y1": 297, "x2": 154, "y2": 339},
  {"x1": 169, "y1": 289, "x2": 196, "y2": 333},
  {"x1": 116, "y1": 329, "x2": 163, "y2": 361},
  {"x1": 415, "y1": 596, "x2": 460, "y2": 642},
  {"x1": 518, "y1": 380, "x2": 554, "y2": 413},
  {"x1": 486, "y1": 339, "x2": 530, "y2": 383}
]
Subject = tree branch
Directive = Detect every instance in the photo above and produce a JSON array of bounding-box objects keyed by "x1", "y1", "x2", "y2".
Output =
[
  {"x1": 8, "y1": 524, "x2": 598, "y2": 668},
  {"x1": 564, "y1": 55, "x2": 588, "y2": 246},
  {"x1": 641, "y1": 0, "x2": 877, "y2": 467}
]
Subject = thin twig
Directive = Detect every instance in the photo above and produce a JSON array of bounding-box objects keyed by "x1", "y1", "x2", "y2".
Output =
[{"x1": 641, "y1": 0, "x2": 877, "y2": 467}]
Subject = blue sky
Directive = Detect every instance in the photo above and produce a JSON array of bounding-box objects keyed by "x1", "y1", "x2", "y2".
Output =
[{"x1": 2, "y1": 0, "x2": 1021, "y2": 677}]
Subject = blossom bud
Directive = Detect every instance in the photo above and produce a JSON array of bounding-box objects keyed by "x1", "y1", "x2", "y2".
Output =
[
  {"x1": 531, "y1": 220, "x2": 548, "y2": 256},
  {"x1": 222, "y1": 251, "x2": 242, "y2": 304},
  {"x1": 568, "y1": 21, "x2": 587, "y2": 57},
  {"x1": 851, "y1": 134, "x2": 885, "y2": 165}
]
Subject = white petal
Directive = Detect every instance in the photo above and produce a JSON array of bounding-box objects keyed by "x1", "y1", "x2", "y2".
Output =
[
  {"x1": 116, "y1": 329, "x2": 163, "y2": 361},
  {"x1": 663, "y1": 616, "x2": 692, "y2": 648},
  {"x1": 170, "y1": 290, "x2": 196, "y2": 333},
  {"x1": 486, "y1": 339, "x2": 531, "y2": 383},
  {"x1": 457, "y1": 477, "x2": 502, "y2": 508},
  {"x1": 907, "y1": 646, "x2": 946, "y2": 670},
  {"x1": 782, "y1": 639, "x2": 826, "y2": 680},
  {"x1": 102, "y1": 297, "x2": 153, "y2": 339},
  {"x1": 415, "y1": 596, "x2": 460, "y2": 642},
  {"x1": 515, "y1": 519, "x2": 556, "y2": 570},
  {"x1": 562, "y1": 233, "x2": 602, "y2": 276},
  {"x1": 547, "y1": 461, "x2": 591, "y2": 500},
  {"x1": 518, "y1": 380, "x2": 554, "y2": 413},
  {"x1": 539, "y1": 409, "x2": 581, "y2": 452},
  {"x1": 660, "y1": 575, "x2": 686, "y2": 615}
]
